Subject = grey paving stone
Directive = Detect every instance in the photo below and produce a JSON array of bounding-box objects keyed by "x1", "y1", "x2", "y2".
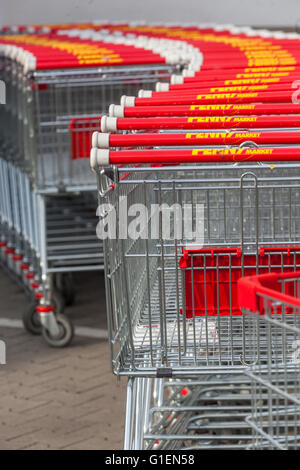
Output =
[{"x1": 0, "y1": 268, "x2": 126, "y2": 450}]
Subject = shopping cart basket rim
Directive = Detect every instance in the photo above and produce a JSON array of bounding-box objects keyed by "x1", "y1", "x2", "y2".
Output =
[{"x1": 238, "y1": 270, "x2": 300, "y2": 313}]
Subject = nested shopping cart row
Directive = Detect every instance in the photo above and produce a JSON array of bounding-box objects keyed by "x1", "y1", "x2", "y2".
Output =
[
  {"x1": 0, "y1": 31, "x2": 176, "y2": 191},
  {"x1": 1, "y1": 19, "x2": 300, "y2": 448},
  {"x1": 0, "y1": 25, "x2": 178, "y2": 346},
  {"x1": 89, "y1": 23, "x2": 300, "y2": 449}
]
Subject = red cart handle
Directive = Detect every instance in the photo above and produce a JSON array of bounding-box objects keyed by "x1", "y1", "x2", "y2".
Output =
[
  {"x1": 100, "y1": 115, "x2": 300, "y2": 132},
  {"x1": 123, "y1": 90, "x2": 297, "y2": 107},
  {"x1": 238, "y1": 271, "x2": 300, "y2": 313},
  {"x1": 91, "y1": 147, "x2": 300, "y2": 167},
  {"x1": 112, "y1": 103, "x2": 300, "y2": 118},
  {"x1": 93, "y1": 131, "x2": 300, "y2": 148}
]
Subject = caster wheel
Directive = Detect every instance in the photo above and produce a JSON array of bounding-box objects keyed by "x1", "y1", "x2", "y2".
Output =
[
  {"x1": 22, "y1": 300, "x2": 42, "y2": 335},
  {"x1": 55, "y1": 273, "x2": 75, "y2": 306},
  {"x1": 42, "y1": 313, "x2": 74, "y2": 348},
  {"x1": 23, "y1": 290, "x2": 65, "y2": 336}
]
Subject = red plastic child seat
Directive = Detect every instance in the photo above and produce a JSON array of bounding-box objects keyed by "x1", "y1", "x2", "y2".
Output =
[{"x1": 179, "y1": 246, "x2": 300, "y2": 317}]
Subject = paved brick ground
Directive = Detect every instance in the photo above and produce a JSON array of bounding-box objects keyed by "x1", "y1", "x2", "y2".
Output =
[{"x1": 0, "y1": 268, "x2": 126, "y2": 450}]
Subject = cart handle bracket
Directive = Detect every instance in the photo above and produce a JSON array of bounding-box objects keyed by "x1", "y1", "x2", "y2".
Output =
[{"x1": 156, "y1": 367, "x2": 173, "y2": 378}]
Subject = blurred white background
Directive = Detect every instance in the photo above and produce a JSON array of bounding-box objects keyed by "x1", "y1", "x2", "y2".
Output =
[{"x1": 0, "y1": 0, "x2": 300, "y2": 28}]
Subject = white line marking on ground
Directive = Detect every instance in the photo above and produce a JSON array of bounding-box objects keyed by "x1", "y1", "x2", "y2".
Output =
[
  {"x1": 75, "y1": 326, "x2": 107, "y2": 339},
  {"x1": 0, "y1": 318, "x2": 23, "y2": 328},
  {"x1": 0, "y1": 318, "x2": 107, "y2": 339}
]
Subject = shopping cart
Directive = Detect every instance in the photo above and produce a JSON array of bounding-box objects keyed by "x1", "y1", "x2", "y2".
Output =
[
  {"x1": 124, "y1": 373, "x2": 255, "y2": 450},
  {"x1": 238, "y1": 271, "x2": 300, "y2": 450},
  {"x1": 93, "y1": 151, "x2": 300, "y2": 374},
  {"x1": 89, "y1": 23, "x2": 300, "y2": 449}
]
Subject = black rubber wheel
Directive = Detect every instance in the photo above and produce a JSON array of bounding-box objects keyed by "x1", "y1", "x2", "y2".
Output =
[
  {"x1": 42, "y1": 313, "x2": 74, "y2": 348},
  {"x1": 55, "y1": 273, "x2": 75, "y2": 307},
  {"x1": 22, "y1": 300, "x2": 42, "y2": 335}
]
